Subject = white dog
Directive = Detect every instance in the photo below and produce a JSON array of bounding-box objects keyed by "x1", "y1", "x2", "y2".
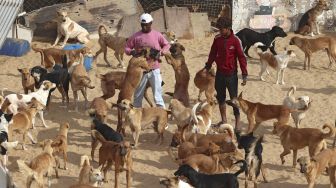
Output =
[
  {"x1": 283, "y1": 86, "x2": 312, "y2": 127},
  {"x1": 4, "y1": 80, "x2": 56, "y2": 128},
  {"x1": 254, "y1": 42, "x2": 296, "y2": 85},
  {"x1": 53, "y1": 10, "x2": 90, "y2": 47}
]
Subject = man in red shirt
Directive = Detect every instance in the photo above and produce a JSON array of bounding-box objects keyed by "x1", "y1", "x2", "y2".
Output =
[{"x1": 205, "y1": 17, "x2": 248, "y2": 132}]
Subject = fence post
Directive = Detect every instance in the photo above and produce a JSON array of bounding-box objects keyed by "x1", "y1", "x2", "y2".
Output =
[{"x1": 162, "y1": 0, "x2": 168, "y2": 31}]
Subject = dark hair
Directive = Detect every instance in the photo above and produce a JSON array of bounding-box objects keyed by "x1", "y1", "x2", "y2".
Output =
[{"x1": 216, "y1": 17, "x2": 232, "y2": 29}]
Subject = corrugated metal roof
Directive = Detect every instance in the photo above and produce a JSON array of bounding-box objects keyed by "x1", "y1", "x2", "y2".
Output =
[{"x1": 0, "y1": 0, "x2": 24, "y2": 48}]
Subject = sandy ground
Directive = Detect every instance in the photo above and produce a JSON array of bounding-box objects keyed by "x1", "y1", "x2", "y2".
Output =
[{"x1": 1, "y1": 32, "x2": 336, "y2": 188}]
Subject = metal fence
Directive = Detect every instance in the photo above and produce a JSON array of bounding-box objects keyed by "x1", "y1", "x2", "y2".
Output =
[
  {"x1": 23, "y1": 0, "x2": 76, "y2": 12},
  {"x1": 138, "y1": 0, "x2": 230, "y2": 18}
]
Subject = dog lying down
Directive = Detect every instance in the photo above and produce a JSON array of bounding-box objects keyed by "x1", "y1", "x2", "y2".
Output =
[{"x1": 174, "y1": 161, "x2": 247, "y2": 188}]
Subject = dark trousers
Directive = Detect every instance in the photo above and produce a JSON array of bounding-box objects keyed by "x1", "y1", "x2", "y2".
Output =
[{"x1": 215, "y1": 72, "x2": 240, "y2": 116}]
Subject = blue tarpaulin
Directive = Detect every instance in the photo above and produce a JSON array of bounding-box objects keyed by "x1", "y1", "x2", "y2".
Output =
[{"x1": 0, "y1": 38, "x2": 30, "y2": 57}]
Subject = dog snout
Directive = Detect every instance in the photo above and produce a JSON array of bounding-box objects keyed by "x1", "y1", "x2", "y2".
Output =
[{"x1": 299, "y1": 166, "x2": 307, "y2": 173}]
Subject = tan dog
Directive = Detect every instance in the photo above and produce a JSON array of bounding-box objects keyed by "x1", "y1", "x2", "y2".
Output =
[
  {"x1": 194, "y1": 67, "x2": 216, "y2": 103},
  {"x1": 177, "y1": 141, "x2": 221, "y2": 160},
  {"x1": 295, "y1": 0, "x2": 329, "y2": 36},
  {"x1": 116, "y1": 56, "x2": 151, "y2": 134},
  {"x1": 91, "y1": 130, "x2": 132, "y2": 188},
  {"x1": 68, "y1": 60, "x2": 95, "y2": 111},
  {"x1": 18, "y1": 68, "x2": 35, "y2": 94},
  {"x1": 190, "y1": 102, "x2": 213, "y2": 134},
  {"x1": 40, "y1": 122, "x2": 69, "y2": 170},
  {"x1": 17, "y1": 139, "x2": 59, "y2": 188},
  {"x1": 8, "y1": 98, "x2": 44, "y2": 150},
  {"x1": 53, "y1": 10, "x2": 90, "y2": 47},
  {"x1": 218, "y1": 3, "x2": 231, "y2": 19},
  {"x1": 226, "y1": 92, "x2": 292, "y2": 133},
  {"x1": 168, "y1": 99, "x2": 192, "y2": 130},
  {"x1": 162, "y1": 31, "x2": 178, "y2": 44},
  {"x1": 164, "y1": 43, "x2": 190, "y2": 107},
  {"x1": 88, "y1": 97, "x2": 109, "y2": 123},
  {"x1": 289, "y1": 36, "x2": 336, "y2": 70},
  {"x1": 94, "y1": 25, "x2": 127, "y2": 68},
  {"x1": 119, "y1": 99, "x2": 169, "y2": 147},
  {"x1": 273, "y1": 122, "x2": 334, "y2": 168},
  {"x1": 297, "y1": 148, "x2": 336, "y2": 188},
  {"x1": 76, "y1": 155, "x2": 103, "y2": 187}
]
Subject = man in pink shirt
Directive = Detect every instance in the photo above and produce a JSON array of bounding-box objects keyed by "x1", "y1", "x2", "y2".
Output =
[{"x1": 125, "y1": 13, "x2": 170, "y2": 108}]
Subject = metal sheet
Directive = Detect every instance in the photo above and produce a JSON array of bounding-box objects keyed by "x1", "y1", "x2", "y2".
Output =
[{"x1": 0, "y1": 0, "x2": 24, "y2": 48}]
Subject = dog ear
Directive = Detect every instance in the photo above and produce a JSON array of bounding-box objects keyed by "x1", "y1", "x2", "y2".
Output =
[
  {"x1": 130, "y1": 103, "x2": 134, "y2": 109},
  {"x1": 18, "y1": 68, "x2": 23, "y2": 73},
  {"x1": 238, "y1": 92, "x2": 243, "y2": 98},
  {"x1": 180, "y1": 44, "x2": 185, "y2": 51}
]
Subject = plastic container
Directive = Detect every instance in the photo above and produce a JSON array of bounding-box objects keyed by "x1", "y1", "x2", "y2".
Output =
[{"x1": 0, "y1": 38, "x2": 30, "y2": 57}]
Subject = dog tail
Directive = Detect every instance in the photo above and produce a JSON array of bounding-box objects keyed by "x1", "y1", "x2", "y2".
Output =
[
  {"x1": 91, "y1": 130, "x2": 107, "y2": 144},
  {"x1": 17, "y1": 160, "x2": 38, "y2": 181},
  {"x1": 1, "y1": 88, "x2": 7, "y2": 96},
  {"x1": 79, "y1": 76, "x2": 95, "y2": 89},
  {"x1": 219, "y1": 123, "x2": 234, "y2": 139},
  {"x1": 98, "y1": 25, "x2": 108, "y2": 37},
  {"x1": 287, "y1": 86, "x2": 296, "y2": 97},
  {"x1": 80, "y1": 155, "x2": 90, "y2": 167},
  {"x1": 248, "y1": 136, "x2": 263, "y2": 178},
  {"x1": 321, "y1": 123, "x2": 335, "y2": 139},
  {"x1": 31, "y1": 44, "x2": 45, "y2": 65},
  {"x1": 191, "y1": 102, "x2": 201, "y2": 125},
  {"x1": 233, "y1": 160, "x2": 247, "y2": 177},
  {"x1": 253, "y1": 42, "x2": 265, "y2": 56}
]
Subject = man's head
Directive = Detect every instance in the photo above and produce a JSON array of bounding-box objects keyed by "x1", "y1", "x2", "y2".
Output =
[
  {"x1": 140, "y1": 13, "x2": 153, "y2": 33},
  {"x1": 216, "y1": 17, "x2": 232, "y2": 37}
]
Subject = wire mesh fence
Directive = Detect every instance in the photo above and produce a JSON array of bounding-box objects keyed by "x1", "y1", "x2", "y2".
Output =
[{"x1": 23, "y1": 0, "x2": 76, "y2": 12}]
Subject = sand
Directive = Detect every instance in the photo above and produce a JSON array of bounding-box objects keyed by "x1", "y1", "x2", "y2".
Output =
[{"x1": 1, "y1": 32, "x2": 336, "y2": 188}]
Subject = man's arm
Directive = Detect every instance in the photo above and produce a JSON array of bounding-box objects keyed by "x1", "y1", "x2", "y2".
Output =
[
  {"x1": 158, "y1": 33, "x2": 170, "y2": 55},
  {"x1": 235, "y1": 37, "x2": 248, "y2": 79},
  {"x1": 125, "y1": 35, "x2": 136, "y2": 55},
  {"x1": 205, "y1": 38, "x2": 218, "y2": 70}
]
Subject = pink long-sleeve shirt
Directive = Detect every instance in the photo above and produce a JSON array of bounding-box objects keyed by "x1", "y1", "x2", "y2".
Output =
[{"x1": 125, "y1": 30, "x2": 170, "y2": 69}]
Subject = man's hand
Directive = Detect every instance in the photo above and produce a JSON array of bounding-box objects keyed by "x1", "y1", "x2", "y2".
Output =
[
  {"x1": 241, "y1": 78, "x2": 247, "y2": 86},
  {"x1": 130, "y1": 50, "x2": 137, "y2": 57},
  {"x1": 204, "y1": 63, "x2": 212, "y2": 71}
]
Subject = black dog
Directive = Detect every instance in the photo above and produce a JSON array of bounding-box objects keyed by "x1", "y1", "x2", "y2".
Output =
[
  {"x1": 89, "y1": 115, "x2": 123, "y2": 160},
  {"x1": 236, "y1": 26, "x2": 287, "y2": 57},
  {"x1": 0, "y1": 110, "x2": 14, "y2": 161},
  {"x1": 174, "y1": 161, "x2": 247, "y2": 188},
  {"x1": 235, "y1": 131, "x2": 267, "y2": 185},
  {"x1": 30, "y1": 65, "x2": 70, "y2": 107}
]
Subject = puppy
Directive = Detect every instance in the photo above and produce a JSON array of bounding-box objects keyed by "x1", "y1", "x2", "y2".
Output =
[
  {"x1": 40, "y1": 122, "x2": 69, "y2": 170},
  {"x1": 190, "y1": 102, "x2": 213, "y2": 134},
  {"x1": 18, "y1": 68, "x2": 35, "y2": 94},
  {"x1": 289, "y1": 36, "x2": 336, "y2": 70},
  {"x1": 168, "y1": 99, "x2": 192, "y2": 130},
  {"x1": 88, "y1": 97, "x2": 109, "y2": 123},
  {"x1": 295, "y1": 0, "x2": 329, "y2": 36},
  {"x1": 4, "y1": 80, "x2": 56, "y2": 128},
  {"x1": 236, "y1": 26, "x2": 287, "y2": 57},
  {"x1": 283, "y1": 86, "x2": 312, "y2": 127},
  {"x1": 53, "y1": 10, "x2": 90, "y2": 47},
  {"x1": 94, "y1": 25, "x2": 127, "y2": 68},
  {"x1": 91, "y1": 130, "x2": 132, "y2": 187},
  {"x1": 88, "y1": 116, "x2": 123, "y2": 161},
  {"x1": 174, "y1": 161, "x2": 247, "y2": 188},
  {"x1": 77, "y1": 155, "x2": 103, "y2": 187},
  {"x1": 0, "y1": 110, "x2": 16, "y2": 167},
  {"x1": 17, "y1": 139, "x2": 59, "y2": 188},
  {"x1": 164, "y1": 43, "x2": 190, "y2": 107},
  {"x1": 226, "y1": 92, "x2": 292, "y2": 133},
  {"x1": 254, "y1": 43, "x2": 296, "y2": 85},
  {"x1": 30, "y1": 65, "x2": 70, "y2": 107},
  {"x1": 297, "y1": 148, "x2": 336, "y2": 188},
  {"x1": 194, "y1": 67, "x2": 216, "y2": 104},
  {"x1": 8, "y1": 98, "x2": 44, "y2": 150},
  {"x1": 119, "y1": 99, "x2": 169, "y2": 147},
  {"x1": 273, "y1": 122, "x2": 334, "y2": 168}
]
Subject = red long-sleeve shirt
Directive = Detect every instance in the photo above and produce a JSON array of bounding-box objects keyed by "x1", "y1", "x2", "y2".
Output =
[{"x1": 206, "y1": 31, "x2": 248, "y2": 78}]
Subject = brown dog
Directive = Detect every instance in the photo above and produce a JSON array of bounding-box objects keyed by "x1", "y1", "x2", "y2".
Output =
[
  {"x1": 94, "y1": 25, "x2": 127, "y2": 68},
  {"x1": 177, "y1": 141, "x2": 221, "y2": 160},
  {"x1": 88, "y1": 97, "x2": 109, "y2": 123},
  {"x1": 226, "y1": 92, "x2": 292, "y2": 133},
  {"x1": 18, "y1": 68, "x2": 35, "y2": 94},
  {"x1": 297, "y1": 148, "x2": 336, "y2": 188},
  {"x1": 17, "y1": 139, "x2": 59, "y2": 188},
  {"x1": 168, "y1": 99, "x2": 192, "y2": 130},
  {"x1": 91, "y1": 130, "x2": 132, "y2": 188},
  {"x1": 164, "y1": 43, "x2": 190, "y2": 107},
  {"x1": 40, "y1": 122, "x2": 70, "y2": 170},
  {"x1": 295, "y1": 0, "x2": 329, "y2": 36},
  {"x1": 194, "y1": 67, "x2": 216, "y2": 103},
  {"x1": 273, "y1": 122, "x2": 334, "y2": 168},
  {"x1": 8, "y1": 98, "x2": 44, "y2": 150},
  {"x1": 289, "y1": 36, "x2": 336, "y2": 70},
  {"x1": 119, "y1": 99, "x2": 169, "y2": 147},
  {"x1": 116, "y1": 55, "x2": 151, "y2": 134}
]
